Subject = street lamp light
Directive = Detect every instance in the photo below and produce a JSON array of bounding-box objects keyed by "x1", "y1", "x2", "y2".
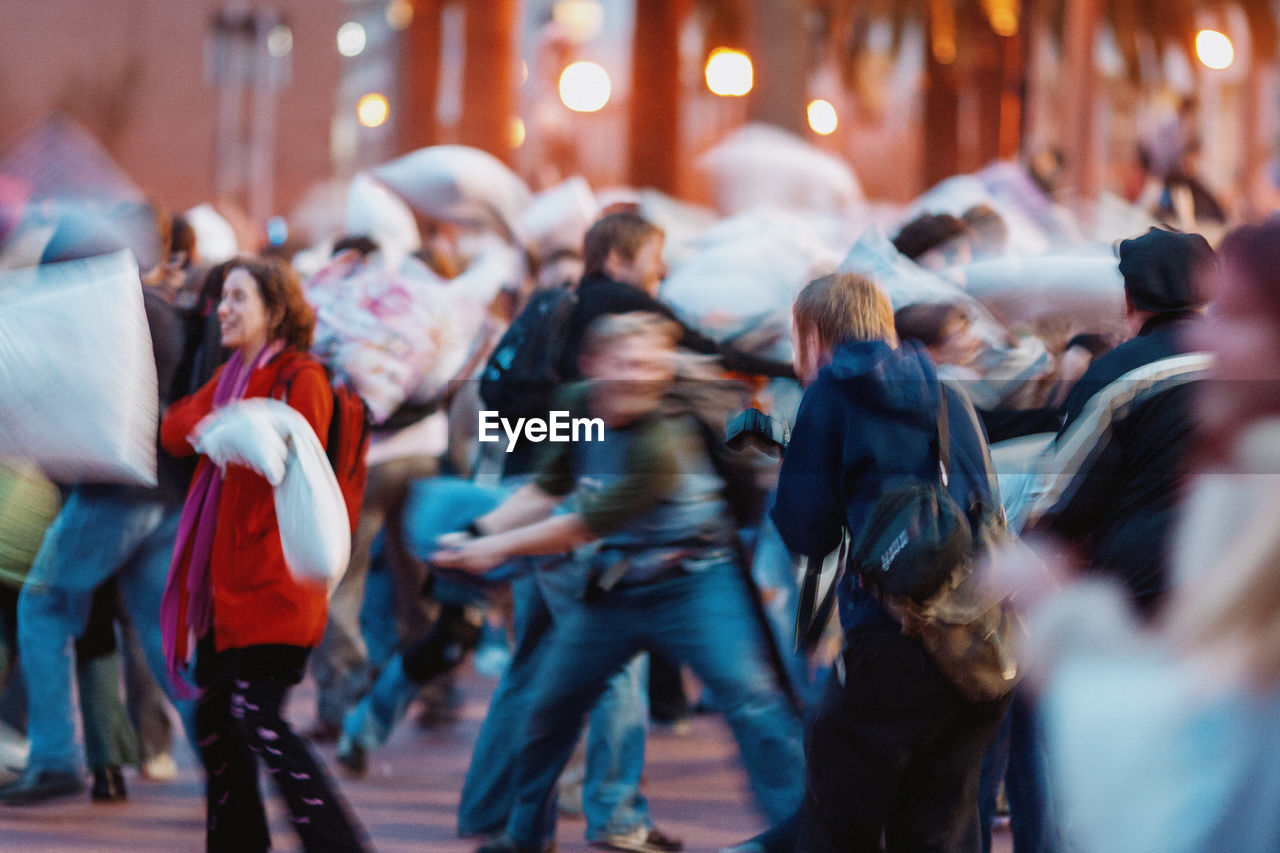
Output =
[
  {"x1": 338, "y1": 21, "x2": 367, "y2": 57},
  {"x1": 357, "y1": 93, "x2": 390, "y2": 128},
  {"x1": 807, "y1": 99, "x2": 838, "y2": 135},
  {"x1": 705, "y1": 48, "x2": 753, "y2": 97},
  {"x1": 559, "y1": 61, "x2": 611, "y2": 112},
  {"x1": 1196, "y1": 29, "x2": 1234, "y2": 70}
]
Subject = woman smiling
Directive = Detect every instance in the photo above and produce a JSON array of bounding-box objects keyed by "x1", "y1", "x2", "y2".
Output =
[{"x1": 160, "y1": 257, "x2": 367, "y2": 852}]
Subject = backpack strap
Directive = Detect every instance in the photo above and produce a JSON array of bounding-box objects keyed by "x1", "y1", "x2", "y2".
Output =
[
  {"x1": 269, "y1": 350, "x2": 305, "y2": 403},
  {"x1": 940, "y1": 377, "x2": 1006, "y2": 523},
  {"x1": 936, "y1": 384, "x2": 950, "y2": 487}
]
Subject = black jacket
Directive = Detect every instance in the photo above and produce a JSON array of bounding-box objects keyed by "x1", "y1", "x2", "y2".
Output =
[{"x1": 1035, "y1": 313, "x2": 1202, "y2": 615}]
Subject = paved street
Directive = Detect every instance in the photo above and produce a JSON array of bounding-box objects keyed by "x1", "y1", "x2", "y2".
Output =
[{"x1": 0, "y1": 665, "x2": 1013, "y2": 852}]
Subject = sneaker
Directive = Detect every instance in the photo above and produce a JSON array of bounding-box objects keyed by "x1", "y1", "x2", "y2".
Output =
[
  {"x1": 91, "y1": 766, "x2": 127, "y2": 803},
  {"x1": 592, "y1": 826, "x2": 684, "y2": 853},
  {"x1": 140, "y1": 752, "x2": 178, "y2": 782},
  {"x1": 556, "y1": 774, "x2": 583, "y2": 818},
  {"x1": 0, "y1": 768, "x2": 85, "y2": 805},
  {"x1": 335, "y1": 735, "x2": 367, "y2": 778},
  {"x1": 475, "y1": 832, "x2": 555, "y2": 853}
]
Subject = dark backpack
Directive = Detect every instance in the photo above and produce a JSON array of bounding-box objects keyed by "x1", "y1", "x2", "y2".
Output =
[
  {"x1": 851, "y1": 390, "x2": 973, "y2": 604},
  {"x1": 278, "y1": 361, "x2": 371, "y2": 536},
  {"x1": 479, "y1": 288, "x2": 579, "y2": 421},
  {"x1": 797, "y1": 385, "x2": 1022, "y2": 703}
]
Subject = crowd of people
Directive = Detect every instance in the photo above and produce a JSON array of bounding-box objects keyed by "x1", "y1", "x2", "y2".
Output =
[{"x1": 3, "y1": 139, "x2": 1280, "y2": 853}]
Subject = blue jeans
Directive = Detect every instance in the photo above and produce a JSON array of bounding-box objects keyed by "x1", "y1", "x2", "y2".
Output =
[
  {"x1": 456, "y1": 570, "x2": 654, "y2": 844},
  {"x1": 505, "y1": 561, "x2": 806, "y2": 850},
  {"x1": 535, "y1": 565, "x2": 653, "y2": 842},
  {"x1": 349, "y1": 475, "x2": 654, "y2": 844},
  {"x1": 979, "y1": 687, "x2": 1061, "y2": 853},
  {"x1": 18, "y1": 491, "x2": 191, "y2": 773}
]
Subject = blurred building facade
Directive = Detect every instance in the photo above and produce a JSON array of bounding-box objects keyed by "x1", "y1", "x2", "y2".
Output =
[
  {"x1": 0, "y1": 0, "x2": 346, "y2": 230},
  {"x1": 2, "y1": 0, "x2": 1274, "y2": 239}
]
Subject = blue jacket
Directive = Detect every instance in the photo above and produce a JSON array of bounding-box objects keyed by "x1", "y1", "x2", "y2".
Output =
[{"x1": 771, "y1": 339, "x2": 995, "y2": 631}]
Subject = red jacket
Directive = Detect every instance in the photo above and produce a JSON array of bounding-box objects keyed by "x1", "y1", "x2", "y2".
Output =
[{"x1": 161, "y1": 348, "x2": 333, "y2": 652}]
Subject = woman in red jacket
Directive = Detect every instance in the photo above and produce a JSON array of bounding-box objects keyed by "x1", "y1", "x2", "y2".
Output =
[{"x1": 160, "y1": 257, "x2": 367, "y2": 852}]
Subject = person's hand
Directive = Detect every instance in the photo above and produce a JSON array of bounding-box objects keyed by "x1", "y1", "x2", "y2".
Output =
[
  {"x1": 431, "y1": 537, "x2": 508, "y2": 574},
  {"x1": 435, "y1": 531, "x2": 472, "y2": 550}
]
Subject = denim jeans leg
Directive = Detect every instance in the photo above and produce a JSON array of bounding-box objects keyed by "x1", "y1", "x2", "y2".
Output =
[
  {"x1": 458, "y1": 574, "x2": 553, "y2": 837},
  {"x1": 117, "y1": 507, "x2": 197, "y2": 749},
  {"x1": 505, "y1": 600, "x2": 645, "y2": 850},
  {"x1": 342, "y1": 653, "x2": 415, "y2": 750},
  {"x1": 538, "y1": 562, "x2": 654, "y2": 842},
  {"x1": 583, "y1": 652, "x2": 651, "y2": 839},
  {"x1": 1006, "y1": 690, "x2": 1061, "y2": 853},
  {"x1": 18, "y1": 492, "x2": 160, "y2": 774},
  {"x1": 651, "y1": 564, "x2": 806, "y2": 825}
]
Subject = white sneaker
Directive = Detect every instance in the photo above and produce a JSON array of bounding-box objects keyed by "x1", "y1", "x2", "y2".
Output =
[
  {"x1": 591, "y1": 826, "x2": 684, "y2": 853},
  {"x1": 140, "y1": 752, "x2": 177, "y2": 781}
]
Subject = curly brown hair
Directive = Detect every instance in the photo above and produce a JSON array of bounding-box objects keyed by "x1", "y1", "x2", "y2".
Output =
[{"x1": 227, "y1": 255, "x2": 315, "y2": 351}]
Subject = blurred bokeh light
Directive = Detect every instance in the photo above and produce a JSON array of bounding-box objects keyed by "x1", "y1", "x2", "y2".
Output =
[
  {"x1": 705, "y1": 48, "x2": 753, "y2": 97},
  {"x1": 337, "y1": 21, "x2": 367, "y2": 58},
  {"x1": 1196, "y1": 29, "x2": 1234, "y2": 70},
  {"x1": 559, "y1": 60, "x2": 611, "y2": 112},
  {"x1": 357, "y1": 92, "x2": 390, "y2": 127},
  {"x1": 807, "y1": 99, "x2": 838, "y2": 136},
  {"x1": 553, "y1": 0, "x2": 605, "y2": 43},
  {"x1": 385, "y1": 0, "x2": 413, "y2": 31},
  {"x1": 266, "y1": 24, "x2": 293, "y2": 58}
]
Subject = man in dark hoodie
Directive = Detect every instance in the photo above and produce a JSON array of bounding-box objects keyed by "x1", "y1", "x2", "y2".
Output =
[
  {"x1": 1030, "y1": 227, "x2": 1214, "y2": 618},
  {"x1": 771, "y1": 272, "x2": 1006, "y2": 852}
]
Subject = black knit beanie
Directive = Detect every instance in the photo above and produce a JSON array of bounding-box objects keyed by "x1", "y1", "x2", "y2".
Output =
[{"x1": 1118, "y1": 227, "x2": 1214, "y2": 313}]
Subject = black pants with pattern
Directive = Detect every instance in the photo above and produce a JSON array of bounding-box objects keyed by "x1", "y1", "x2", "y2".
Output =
[{"x1": 195, "y1": 641, "x2": 368, "y2": 852}]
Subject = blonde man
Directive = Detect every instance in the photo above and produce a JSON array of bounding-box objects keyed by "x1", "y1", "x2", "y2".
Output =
[{"x1": 774, "y1": 273, "x2": 1006, "y2": 852}]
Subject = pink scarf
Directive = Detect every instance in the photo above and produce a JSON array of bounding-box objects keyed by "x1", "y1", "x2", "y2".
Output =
[{"x1": 160, "y1": 342, "x2": 283, "y2": 697}]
